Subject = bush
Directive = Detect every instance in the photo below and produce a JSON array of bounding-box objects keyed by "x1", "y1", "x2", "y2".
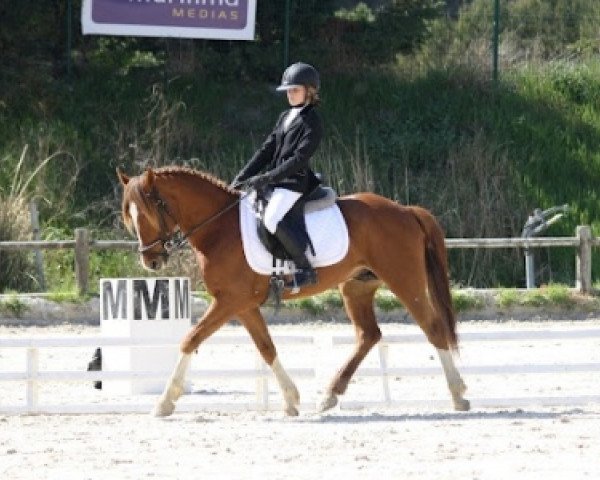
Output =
[
  {"x1": 0, "y1": 146, "x2": 78, "y2": 292},
  {"x1": 0, "y1": 195, "x2": 37, "y2": 292}
]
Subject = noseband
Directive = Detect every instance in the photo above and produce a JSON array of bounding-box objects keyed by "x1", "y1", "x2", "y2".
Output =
[
  {"x1": 137, "y1": 186, "x2": 243, "y2": 257},
  {"x1": 137, "y1": 187, "x2": 180, "y2": 257}
]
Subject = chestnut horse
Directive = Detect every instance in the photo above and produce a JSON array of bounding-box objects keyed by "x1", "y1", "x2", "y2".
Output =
[{"x1": 117, "y1": 166, "x2": 469, "y2": 416}]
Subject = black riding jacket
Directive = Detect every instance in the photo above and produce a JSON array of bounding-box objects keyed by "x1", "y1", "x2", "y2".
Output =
[{"x1": 233, "y1": 104, "x2": 323, "y2": 194}]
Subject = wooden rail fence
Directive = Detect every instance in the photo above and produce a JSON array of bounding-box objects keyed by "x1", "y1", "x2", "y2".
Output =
[{"x1": 0, "y1": 226, "x2": 598, "y2": 295}]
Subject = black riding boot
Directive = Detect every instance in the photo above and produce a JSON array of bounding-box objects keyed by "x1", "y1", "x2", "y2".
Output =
[{"x1": 274, "y1": 223, "x2": 318, "y2": 291}]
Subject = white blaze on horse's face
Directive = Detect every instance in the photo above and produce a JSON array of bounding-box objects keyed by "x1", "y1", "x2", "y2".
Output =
[
  {"x1": 129, "y1": 202, "x2": 165, "y2": 271},
  {"x1": 129, "y1": 202, "x2": 141, "y2": 241}
]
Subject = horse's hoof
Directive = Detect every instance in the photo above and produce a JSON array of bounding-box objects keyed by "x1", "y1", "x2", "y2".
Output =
[
  {"x1": 285, "y1": 404, "x2": 299, "y2": 417},
  {"x1": 152, "y1": 398, "x2": 175, "y2": 417},
  {"x1": 453, "y1": 398, "x2": 471, "y2": 412},
  {"x1": 318, "y1": 393, "x2": 338, "y2": 413}
]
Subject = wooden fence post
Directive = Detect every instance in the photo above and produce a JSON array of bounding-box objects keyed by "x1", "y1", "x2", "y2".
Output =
[
  {"x1": 576, "y1": 225, "x2": 592, "y2": 294},
  {"x1": 29, "y1": 200, "x2": 46, "y2": 290},
  {"x1": 74, "y1": 228, "x2": 90, "y2": 296}
]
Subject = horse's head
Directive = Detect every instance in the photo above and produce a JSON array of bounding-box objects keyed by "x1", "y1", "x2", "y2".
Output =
[{"x1": 117, "y1": 167, "x2": 177, "y2": 271}]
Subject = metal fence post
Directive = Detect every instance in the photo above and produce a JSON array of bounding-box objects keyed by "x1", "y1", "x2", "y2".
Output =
[
  {"x1": 492, "y1": 0, "x2": 500, "y2": 82},
  {"x1": 576, "y1": 225, "x2": 592, "y2": 294},
  {"x1": 74, "y1": 228, "x2": 90, "y2": 296},
  {"x1": 524, "y1": 246, "x2": 535, "y2": 289}
]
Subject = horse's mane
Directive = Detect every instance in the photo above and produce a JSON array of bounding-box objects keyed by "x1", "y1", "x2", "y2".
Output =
[
  {"x1": 152, "y1": 166, "x2": 240, "y2": 196},
  {"x1": 122, "y1": 166, "x2": 239, "y2": 233}
]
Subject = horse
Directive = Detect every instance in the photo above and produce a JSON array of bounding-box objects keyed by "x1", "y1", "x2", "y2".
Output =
[{"x1": 116, "y1": 166, "x2": 470, "y2": 417}]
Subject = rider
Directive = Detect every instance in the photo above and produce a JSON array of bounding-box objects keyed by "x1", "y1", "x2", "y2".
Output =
[{"x1": 231, "y1": 62, "x2": 323, "y2": 290}]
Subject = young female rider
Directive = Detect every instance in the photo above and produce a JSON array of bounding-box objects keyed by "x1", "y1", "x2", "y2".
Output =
[{"x1": 231, "y1": 62, "x2": 323, "y2": 290}]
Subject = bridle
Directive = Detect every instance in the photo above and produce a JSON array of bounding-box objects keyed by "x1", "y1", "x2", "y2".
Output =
[{"x1": 137, "y1": 186, "x2": 245, "y2": 258}]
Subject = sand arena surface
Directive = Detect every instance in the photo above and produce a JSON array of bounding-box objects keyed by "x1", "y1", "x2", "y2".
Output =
[{"x1": 1, "y1": 320, "x2": 599, "y2": 479}]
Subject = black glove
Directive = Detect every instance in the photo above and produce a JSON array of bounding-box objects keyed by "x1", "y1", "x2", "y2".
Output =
[
  {"x1": 229, "y1": 179, "x2": 244, "y2": 190},
  {"x1": 246, "y1": 174, "x2": 270, "y2": 190}
]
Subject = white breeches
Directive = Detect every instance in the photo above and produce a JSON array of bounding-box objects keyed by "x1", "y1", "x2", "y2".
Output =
[{"x1": 263, "y1": 188, "x2": 302, "y2": 234}]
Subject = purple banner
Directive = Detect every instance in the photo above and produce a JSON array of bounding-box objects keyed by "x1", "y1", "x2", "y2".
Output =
[{"x1": 92, "y1": 0, "x2": 247, "y2": 30}]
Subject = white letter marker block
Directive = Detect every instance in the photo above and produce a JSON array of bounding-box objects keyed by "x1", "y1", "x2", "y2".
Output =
[{"x1": 100, "y1": 277, "x2": 192, "y2": 394}]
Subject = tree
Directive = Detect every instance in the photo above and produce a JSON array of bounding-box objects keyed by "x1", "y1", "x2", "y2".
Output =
[{"x1": 334, "y1": 0, "x2": 445, "y2": 65}]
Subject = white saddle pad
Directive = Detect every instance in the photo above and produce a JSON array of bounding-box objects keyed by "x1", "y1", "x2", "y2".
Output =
[{"x1": 239, "y1": 193, "x2": 349, "y2": 275}]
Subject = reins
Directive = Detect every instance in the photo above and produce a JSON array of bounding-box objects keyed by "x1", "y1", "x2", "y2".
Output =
[{"x1": 139, "y1": 186, "x2": 248, "y2": 256}]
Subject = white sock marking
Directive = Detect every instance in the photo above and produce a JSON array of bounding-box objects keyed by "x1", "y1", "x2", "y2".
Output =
[
  {"x1": 167, "y1": 352, "x2": 191, "y2": 399},
  {"x1": 271, "y1": 356, "x2": 298, "y2": 405},
  {"x1": 437, "y1": 348, "x2": 460, "y2": 384}
]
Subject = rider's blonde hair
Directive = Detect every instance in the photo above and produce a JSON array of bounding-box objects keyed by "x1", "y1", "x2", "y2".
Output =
[{"x1": 306, "y1": 86, "x2": 321, "y2": 106}]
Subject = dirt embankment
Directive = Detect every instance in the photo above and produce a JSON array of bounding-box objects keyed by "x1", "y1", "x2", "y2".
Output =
[{"x1": 1, "y1": 289, "x2": 599, "y2": 326}]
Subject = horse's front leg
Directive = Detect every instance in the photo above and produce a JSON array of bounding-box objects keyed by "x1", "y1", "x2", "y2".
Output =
[
  {"x1": 238, "y1": 308, "x2": 300, "y2": 416},
  {"x1": 152, "y1": 299, "x2": 233, "y2": 417},
  {"x1": 152, "y1": 352, "x2": 192, "y2": 417},
  {"x1": 319, "y1": 279, "x2": 382, "y2": 412}
]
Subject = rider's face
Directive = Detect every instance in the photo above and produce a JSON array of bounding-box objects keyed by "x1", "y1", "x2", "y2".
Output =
[{"x1": 286, "y1": 86, "x2": 307, "y2": 106}]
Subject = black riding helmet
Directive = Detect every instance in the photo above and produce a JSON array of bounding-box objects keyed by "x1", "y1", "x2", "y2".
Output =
[{"x1": 276, "y1": 62, "x2": 320, "y2": 91}]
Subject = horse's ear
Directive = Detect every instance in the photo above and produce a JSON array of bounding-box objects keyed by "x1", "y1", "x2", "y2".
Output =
[
  {"x1": 116, "y1": 168, "x2": 129, "y2": 186},
  {"x1": 144, "y1": 168, "x2": 155, "y2": 188}
]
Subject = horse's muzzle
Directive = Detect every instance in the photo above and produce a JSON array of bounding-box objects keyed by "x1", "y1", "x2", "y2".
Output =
[{"x1": 140, "y1": 252, "x2": 168, "y2": 271}]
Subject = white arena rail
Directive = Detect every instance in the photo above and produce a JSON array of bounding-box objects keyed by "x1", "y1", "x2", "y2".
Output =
[
  {"x1": 332, "y1": 328, "x2": 600, "y2": 410},
  {"x1": 0, "y1": 335, "x2": 315, "y2": 415},
  {"x1": 3, "y1": 328, "x2": 600, "y2": 414}
]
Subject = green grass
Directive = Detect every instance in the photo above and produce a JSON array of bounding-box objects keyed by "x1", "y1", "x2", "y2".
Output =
[
  {"x1": 45, "y1": 291, "x2": 93, "y2": 304},
  {"x1": 277, "y1": 284, "x2": 584, "y2": 316},
  {"x1": 43, "y1": 64, "x2": 600, "y2": 288},
  {"x1": 280, "y1": 287, "x2": 484, "y2": 315},
  {"x1": 375, "y1": 289, "x2": 403, "y2": 312},
  {"x1": 0, "y1": 293, "x2": 29, "y2": 318},
  {"x1": 497, "y1": 284, "x2": 577, "y2": 308},
  {"x1": 285, "y1": 291, "x2": 343, "y2": 316},
  {"x1": 451, "y1": 290, "x2": 485, "y2": 312},
  {"x1": 194, "y1": 290, "x2": 213, "y2": 304},
  {"x1": 286, "y1": 288, "x2": 484, "y2": 315},
  {"x1": 496, "y1": 289, "x2": 521, "y2": 308},
  {"x1": 539, "y1": 284, "x2": 576, "y2": 306},
  {"x1": 4, "y1": 11, "x2": 600, "y2": 289},
  {"x1": 521, "y1": 285, "x2": 576, "y2": 308},
  {"x1": 286, "y1": 297, "x2": 328, "y2": 316},
  {"x1": 43, "y1": 248, "x2": 181, "y2": 297},
  {"x1": 0, "y1": 281, "x2": 590, "y2": 318}
]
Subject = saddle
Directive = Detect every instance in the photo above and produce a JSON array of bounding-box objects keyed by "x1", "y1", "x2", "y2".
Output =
[
  {"x1": 256, "y1": 186, "x2": 337, "y2": 262},
  {"x1": 238, "y1": 187, "x2": 348, "y2": 279}
]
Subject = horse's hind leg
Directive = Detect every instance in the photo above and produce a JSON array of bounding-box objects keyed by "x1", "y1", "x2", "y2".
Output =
[
  {"x1": 381, "y1": 271, "x2": 469, "y2": 411},
  {"x1": 437, "y1": 348, "x2": 469, "y2": 411},
  {"x1": 412, "y1": 307, "x2": 469, "y2": 411},
  {"x1": 238, "y1": 308, "x2": 300, "y2": 416},
  {"x1": 320, "y1": 277, "x2": 382, "y2": 412}
]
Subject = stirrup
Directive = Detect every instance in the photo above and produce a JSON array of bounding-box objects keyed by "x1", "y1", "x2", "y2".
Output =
[{"x1": 285, "y1": 269, "x2": 318, "y2": 294}]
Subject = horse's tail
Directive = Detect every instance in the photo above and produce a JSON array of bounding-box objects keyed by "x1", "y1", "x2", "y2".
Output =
[{"x1": 411, "y1": 207, "x2": 458, "y2": 351}]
